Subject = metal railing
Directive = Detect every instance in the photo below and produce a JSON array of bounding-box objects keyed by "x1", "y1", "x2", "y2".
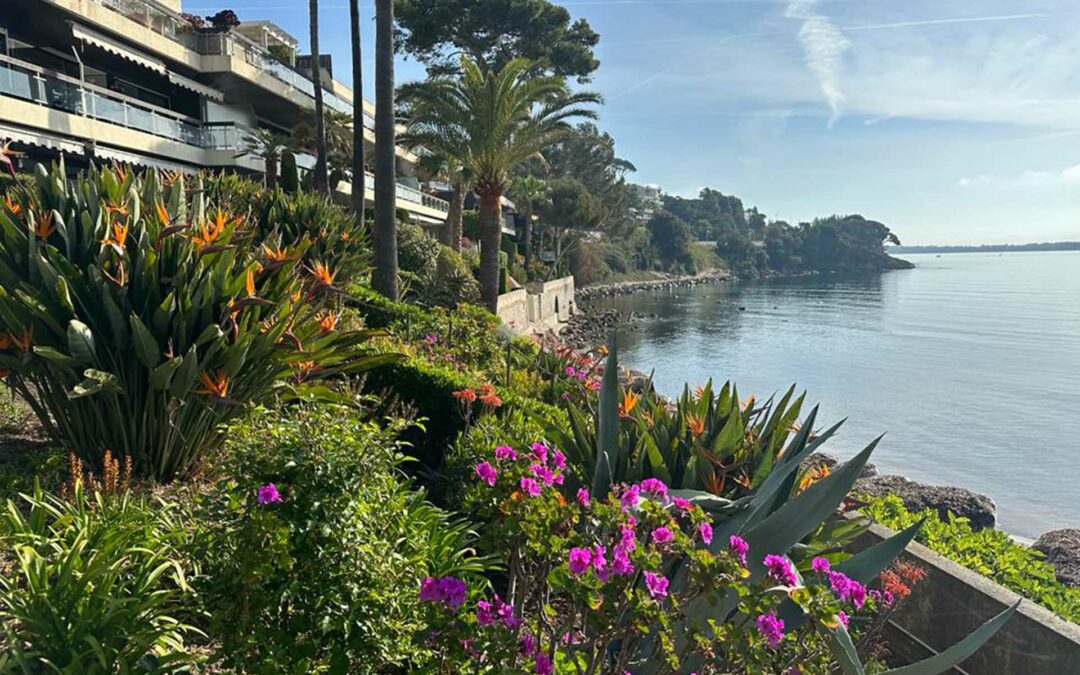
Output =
[
  {"x1": 90, "y1": 0, "x2": 372, "y2": 130},
  {"x1": 0, "y1": 54, "x2": 215, "y2": 147}
]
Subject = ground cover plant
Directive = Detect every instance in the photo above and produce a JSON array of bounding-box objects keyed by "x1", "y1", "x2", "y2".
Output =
[{"x1": 863, "y1": 494, "x2": 1080, "y2": 624}]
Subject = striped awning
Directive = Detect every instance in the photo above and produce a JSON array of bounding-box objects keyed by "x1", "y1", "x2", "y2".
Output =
[
  {"x1": 168, "y1": 72, "x2": 225, "y2": 102},
  {"x1": 71, "y1": 23, "x2": 167, "y2": 74},
  {"x1": 0, "y1": 124, "x2": 86, "y2": 155},
  {"x1": 91, "y1": 146, "x2": 197, "y2": 174}
]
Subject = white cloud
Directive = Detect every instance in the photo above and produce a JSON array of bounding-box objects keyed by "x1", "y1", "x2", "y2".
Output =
[
  {"x1": 785, "y1": 0, "x2": 851, "y2": 124},
  {"x1": 958, "y1": 163, "x2": 1080, "y2": 188}
]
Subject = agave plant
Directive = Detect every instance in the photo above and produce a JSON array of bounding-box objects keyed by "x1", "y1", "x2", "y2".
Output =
[
  {"x1": 577, "y1": 335, "x2": 1016, "y2": 673},
  {"x1": 0, "y1": 161, "x2": 390, "y2": 480}
]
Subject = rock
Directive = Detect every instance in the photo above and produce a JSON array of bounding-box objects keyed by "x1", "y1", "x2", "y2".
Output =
[
  {"x1": 575, "y1": 271, "x2": 733, "y2": 302},
  {"x1": 1033, "y1": 529, "x2": 1080, "y2": 587},
  {"x1": 559, "y1": 309, "x2": 623, "y2": 350},
  {"x1": 854, "y1": 474, "x2": 997, "y2": 531},
  {"x1": 803, "y1": 452, "x2": 877, "y2": 479}
]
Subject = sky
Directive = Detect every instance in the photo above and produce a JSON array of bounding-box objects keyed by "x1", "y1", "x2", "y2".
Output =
[{"x1": 181, "y1": 0, "x2": 1080, "y2": 245}]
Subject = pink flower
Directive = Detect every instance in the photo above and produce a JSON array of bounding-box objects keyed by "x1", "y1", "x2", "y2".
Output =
[
  {"x1": 495, "y1": 445, "x2": 517, "y2": 461},
  {"x1": 620, "y1": 484, "x2": 640, "y2": 511},
  {"x1": 620, "y1": 523, "x2": 637, "y2": 551},
  {"x1": 643, "y1": 571, "x2": 669, "y2": 600},
  {"x1": 883, "y1": 590, "x2": 895, "y2": 606},
  {"x1": 828, "y1": 571, "x2": 867, "y2": 608},
  {"x1": 568, "y1": 547, "x2": 593, "y2": 576},
  {"x1": 698, "y1": 522, "x2": 713, "y2": 545},
  {"x1": 639, "y1": 478, "x2": 668, "y2": 501},
  {"x1": 592, "y1": 544, "x2": 608, "y2": 578},
  {"x1": 552, "y1": 450, "x2": 567, "y2": 470},
  {"x1": 475, "y1": 461, "x2": 497, "y2": 487},
  {"x1": 756, "y1": 611, "x2": 785, "y2": 648},
  {"x1": 764, "y1": 554, "x2": 799, "y2": 586},
  {"x1": 530, "y1": 442, "x2": 549, "y2": 463},
  {"x1": 585, "y1": 379, "x2": 600, "y2": 391},
  {"x1": 534, "y1": 653, "x2": 553, "y2": 675},
  {"x1": 419, "y1": 576, "x2": 467, "y2": 609},
  {"x1": 728, "y1": 535, "x2": 749, "y2": 566},
  {"x1": 672, "y1": 496, "x2": 691, "y2": 510},
  {"x1": 257, "y1": 483, "x2": 281, "y2": 504},
  {"x1": 565, "y1": 366, "x2": 578, "y2": 377},
  {"x1": 812, "y1": 556, "x2": 831, "y2": 575},
  {"x1": 651, "y1": 526, "x2": 674, "y2": 545},
  {"x1": 520, "y1": 477, "x2": 542, "y2": 497},
  {"x1": 576, "y1": 488, "x2": 591, "y2": 507},
  {"x1": 612, "y1": 546, "x2": 634, "y2": 576},
  {"x1": 419, "y1": 577, "x2": 441, "y2": 602},
  {"x1": 519, "y1": 633, "x2": 537, "y2": 657},
  {"x1": 530, "y1": 463, "x2": 556, "y2": 485},
  {"x1": 476, "y1": 600, "x2": 495, "y2": 626},
  {"x1": 494, "y1": 595, "x2": 521, "y2": 628},
  {"x1": 838, "y1": 610, "x2": 849, "y2": 628}
]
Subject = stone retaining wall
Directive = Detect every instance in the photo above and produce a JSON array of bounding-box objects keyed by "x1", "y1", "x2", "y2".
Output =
[
  {"x1": 496, "y1": 276, "x2": 576, "y2": 335},
  {"x1": 853, "y1": 519, "x2": 1080, "y2": 673}
]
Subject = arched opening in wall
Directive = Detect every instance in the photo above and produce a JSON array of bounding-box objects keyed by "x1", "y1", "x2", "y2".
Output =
[{"x1": 555, "y1": 297, "x2": 560, "y2": 315}]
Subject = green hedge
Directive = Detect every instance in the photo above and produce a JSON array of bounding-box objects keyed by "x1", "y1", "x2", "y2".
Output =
[{"x1": 862, "y1": 495, "x2": 1080, "y2": 624}]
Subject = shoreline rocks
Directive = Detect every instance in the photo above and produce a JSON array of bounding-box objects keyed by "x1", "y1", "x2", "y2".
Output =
[
  {"x1": 854, "y1": 474, "x2": 997, "y2": 531},
  {"x1": 575, "y1": 270, "x2": 733, "y2": 302},
  {"x1": 1033, "y1": 530, "x2": 1080, "y2": 588}
]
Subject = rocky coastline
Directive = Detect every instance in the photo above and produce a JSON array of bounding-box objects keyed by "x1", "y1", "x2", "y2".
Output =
[{"x1": 575, "y1": 270, "x2": 733, "y2": 301}]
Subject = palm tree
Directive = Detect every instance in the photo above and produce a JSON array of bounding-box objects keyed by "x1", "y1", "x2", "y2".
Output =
[
  {"x1": 349, "y1": 0, "x2": 366, "y2": 223},
  {"x1": 235, "y1": 129, "x2": 287, "y2": 189},
  {"x1": 292, "y1": 109, "x2": 353, "y2": 158},
  {"x1": 308, "y1": 0, "x2": 329, "y2": 195},
  {"x1": 371, "y1": 0, "x2": 398, "y2": 300},
  {"x1": 411, "y1": 150, "x2": 469, "y2": 251},
  {"x1": 510, "y1": 175, "x2": 549, "y2": 271},
  {"x1": 401, "y1": 58, "x2": 600, "y2": 310}
]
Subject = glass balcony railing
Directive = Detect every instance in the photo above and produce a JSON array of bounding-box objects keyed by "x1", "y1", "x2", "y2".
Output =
[
  {"x1": 0, "y1": 54, "x2": 227, "y2": 149},
  {"x1": 89, "y1": 0, "x2": 373, "y2": 130}
]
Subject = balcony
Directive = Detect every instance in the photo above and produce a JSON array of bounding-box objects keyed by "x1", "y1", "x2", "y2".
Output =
[{"x1": 87, "y1": 0, "x2": 373, "y2": 129}]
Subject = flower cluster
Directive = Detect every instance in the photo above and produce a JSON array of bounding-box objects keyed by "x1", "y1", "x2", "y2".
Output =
[{"x1": 419, "y1": 576, "x2": 468, "y2": 609}]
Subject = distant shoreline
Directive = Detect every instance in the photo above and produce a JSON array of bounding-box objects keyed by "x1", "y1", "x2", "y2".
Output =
[{"x1": 890, "y1": 242, "x2": 1080, "y2": 254}]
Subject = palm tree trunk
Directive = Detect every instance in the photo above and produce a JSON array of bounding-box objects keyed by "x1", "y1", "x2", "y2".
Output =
[
  {"x1": 349, "y1": 0, "x2": 365, "y2": 222},
  {"x1": 444, "y1": 180, "x2": 465, "y2": 251},
  {"x1": 265, "y1": 155, "x2": 278, "y2": 190},
  {"x1": 478, "y1": 188, "x2": 503, "y2": 311},
  {"x1": 522, "y1": 200, "x2": 534, "y2": 270},
  {"x1": 308, "y1": 0, "x2": 329, "y2": 195},
  {"x1": 371, "y1": 0, "x2": 397, "y2": 300}
]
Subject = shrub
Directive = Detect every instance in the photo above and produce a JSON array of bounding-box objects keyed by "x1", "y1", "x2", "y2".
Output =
[
  {"x1": 195, "y1": 404, "x2": 490, "y2": 673},
  {"x1": 407, "y1": 246, "x2": 482, "y2": 309},
  {"x1": 0, "y1": 482, "x2": 197, "y2": 672},
  {"x1": 0, "y1": 163, "x2": 382, "y2": 480},
  {"x1": 397, "y1": 219, "x2": 441, "y2": 276},
  {"x1": 862, "y1": 495, "x2": 1080, "y2": 622}
]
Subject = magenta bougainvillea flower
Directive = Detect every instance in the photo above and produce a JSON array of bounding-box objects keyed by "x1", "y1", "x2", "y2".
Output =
[
  {"x1": 620, "y1": 484, "x2": 640, "y2": 511},
  {"x1": 576, "y1": 488, "x2": 591, "y2": 507},
  {"x1": 764, "y1": 554, "x2": 799, "y2": 586},
  {"x1": 520, "y1": 477, "x2": 542, "y2": 497},
  {"x1": 828, "y1": 571, "x2": 868, "y2": 609},
  {"x1": 672, "y1": 496, "x2": 691, "y2": 510},
  {"x1": 475, "y1": 461, "x2": 498, "y2": 487},
  {"x1": 552, "y1": 449, "x2": 567, "y2": 470},
  {"x1": 638, "y1": 477, "x2": 668, "y2": 501},
  {"x1": 568, "y1": 547, "x2": 592, "y2": 575},
  {"x1": 495, "y1": 445, "x2": 517, "y2": 461},
  {"x1": 756, "y1": 611, "x2": 785, "y2": 648},
  {"x1": 728, "y1": 535, "x2": 749, "y2": 566},
  {"x1": 812, "y1": 556, "x2": 831, "y2": 575},
  {"x1": 698, "y1": 521, "x2": 713, "y2": 545},
  {"x1": 643, "y1": 571, "x2": 669, "y2": 600},
  {"x1": 530, "y1": 442, "x2": 548, "y2": 463},
  {"x1": 257, "y1": 483, "x2": 281, "y2": 504},
  {"x1": 534, "y1": 652, "x2": 553, "y2": 675},
  {"x1": 651, "y1": 526, "x2": 674, "y2": 545},
  {"x1": 419, "y1": 576, "x2": 468, "y2": 609}
]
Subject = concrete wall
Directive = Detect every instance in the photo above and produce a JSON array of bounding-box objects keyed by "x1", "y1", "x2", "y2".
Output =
[
  {"x1": 852, "y1": 520, "x2": 1080, "y2": 673},
  {"x1": 496, "y1": 276, "x2": 575, "y2": 335}
]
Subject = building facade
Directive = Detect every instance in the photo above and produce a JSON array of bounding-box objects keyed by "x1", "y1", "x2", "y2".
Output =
[{"x1": 0, "y1": 0, "x2": 449, "y2": 224}]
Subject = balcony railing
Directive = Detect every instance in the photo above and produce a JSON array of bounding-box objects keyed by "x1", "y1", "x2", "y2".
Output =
[
  {"x1": 89, "y1": 0, "x2": 372, "y2": 129},
  {"x1": 0, "y1": 54, "x2": 211, "y2": 146}
]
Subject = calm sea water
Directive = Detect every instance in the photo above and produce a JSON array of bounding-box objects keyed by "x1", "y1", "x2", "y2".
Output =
[{"x1": 587, "y1": 252, "x2": 1080, "y2": 539}]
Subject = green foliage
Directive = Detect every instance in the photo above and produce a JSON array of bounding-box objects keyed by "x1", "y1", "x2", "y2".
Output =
[
  {"x1": 863, "y1": 495, "x2": 1080, "y2": 622},
  {"x1": 646, "y1": 209, "x2": 696, "y2": 272},
  {"x1": 279, "y1": 150, "x2": 300, "y2": 193},
  {"x1": 397, "y1": 220, "x2": 441, "y2": 276},
  {"x1": 395, "y1": 0, "x2": 600, "y2": 82},
  {"x1": 407, "y1": 245, "x2": 482, "y2": 309},
  {"x1": 0, "y1": 163, "x2": 383, "y2": 480},
  {"x1": 195, "y1": 404, "x2": 491, "y2": 673},
  {"x1": 0, "y1": 482, "x2": 197, "y2": 672}
]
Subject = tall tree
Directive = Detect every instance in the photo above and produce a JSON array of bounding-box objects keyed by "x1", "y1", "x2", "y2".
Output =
[
  {"x1": 395, "y1": 0, "x2": 600, "y2": 82},
  {"x1": 510, "y1": 175, "x2": 548, "y2": 270},
  {"x1": 411, "y1": 151, "x2": 468, "y2": 251},
  {"x1": 349, "y1": 0, "x2": 366, "y2": 223},
  {"x1": 372, "y1": 0, "x2": 398, "y2": 299},
  {"x1": 308, "y1": 0, "x2": 329, "y2": 195},
  {"x1": 235, "y1": 128, "x2": 286, "y2": 189},
  {"x1": 401, "y1": 57, "x2": 599, "y2": 310}
]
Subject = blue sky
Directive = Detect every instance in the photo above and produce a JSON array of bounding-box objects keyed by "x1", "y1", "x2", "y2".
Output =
[{"x1": 182, "y1": 0, "x2": 1080, "y2": 245}]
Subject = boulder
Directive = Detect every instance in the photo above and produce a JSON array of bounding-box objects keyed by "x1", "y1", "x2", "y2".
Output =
[
  {"x1": 854, "y1": 474, "x2": 997, "y2": 531},
  {"x1": 1033, "y1": 529, "x2": 1080, "y2": 588}
]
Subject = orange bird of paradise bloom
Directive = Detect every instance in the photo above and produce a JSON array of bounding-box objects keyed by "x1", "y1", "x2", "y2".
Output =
[
  {"x1": 262, "y1": 244, "x2": 290, "y2": 263},
  {"x1": 619, "y1": 389, "x2": 640, "y2": 419},
  {"x1": 5, "y1": 326, "x2": 33, "y2": 353},
  {"x1": 101, "y1": 221, "x2": 129, "y2": 253},
  {"x1": 317, "y1": 312, "x2": 339, "y2": 334},
  {"x1": 155, "y1": 200, "x2": 171, "y2": 225},
  {"x1": 307, "y1": 261, "x2": 337, "y2": 288},
  {"x1": 4, "y1": 195, "x2": 21, "y2": 215},
  {"x1": 102, "y1": 262, "x2": 128, "y2": 287},
  {"x1": 34, "y1": 212, "x2": 55, "y2": 238},
  {"x1": 245, "y1": 270, "x2": 256, "y2": 298},
  {"x1": 195, "y1": 370, "x2": 230, "y2": 399},
  {"x1": 685, "y1": 413, "x2": 705, "y2": 437}
]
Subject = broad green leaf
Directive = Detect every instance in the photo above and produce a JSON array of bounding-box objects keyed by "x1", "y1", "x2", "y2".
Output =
[
  {"x1": 129, "y1": 315, "x2": 161, "y2": 370},
  {"x1": 829, "y1": 623, "x2": 866, "y2": 675},
  {"x1": 67, "y1": 320, "x2": 97, "y2": 367},
  {"x1": 834, "y1": 519, "x2": 924, "y2": 584},
  {"x1": 882, "y1": 601, "x2": 1019, "y2": 675}
]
